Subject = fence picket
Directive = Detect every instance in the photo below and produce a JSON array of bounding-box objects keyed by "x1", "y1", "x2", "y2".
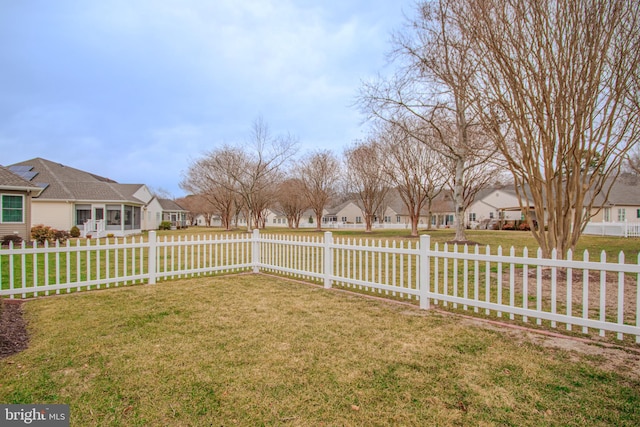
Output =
[
  {"x1": 583, "y1": 250, "x2": 590, "y2": 334},
  {"x1": 600, "y1": 251, "x2": 607, "y2": 337},
  {"x1": 566, "y1": 249, "x2": 573, "y2": 331}
]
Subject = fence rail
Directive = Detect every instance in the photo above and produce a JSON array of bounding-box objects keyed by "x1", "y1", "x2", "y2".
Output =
[{"x1": 1, "y1": 230, "x2": 639, "y2": 342}]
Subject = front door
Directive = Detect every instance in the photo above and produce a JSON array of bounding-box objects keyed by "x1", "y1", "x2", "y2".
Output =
[{"x1": 94, "y1": 208, "x2": 104, "y2": 221}]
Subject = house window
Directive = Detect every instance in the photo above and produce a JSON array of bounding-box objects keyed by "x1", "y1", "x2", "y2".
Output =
[
  {"x1": 468, "y1": 213, "x2": 476, "y2": 222},
  {"x1": 637, "y1": 209, "x2": 640, "y2": 219},
  {"x1": 75, "y1": 204, "x2": 91, "y2": 225},
  {"x1": 341, "y1": 216, "x2": 347, "y2": 222},
  {"x1": 617, "y1": 208, "x2": 626, "y2": 222},
  {"x1": 1, "y1": 195, "x2": 23, "y2": 223},
  {"x1": 446, "y1": 214, "x2": 454, "y2": 224},
  {"x1": 107, "y1": 205, "x2": 121, "y2": 226},
  {"x1": 124, "y1": 206, "x2": 133, "y2": 230},
  {"x1": 489, "y1": 212, "x2": 494, "y2": 219},
  {"x1": 355, "y1": 216, "x2": 362, "y2": 224},
  {"x1": 134, "y1": 206, "x2": 141, "y2": 229},
  {"x1": 604, "y1": 208, "x2": 610, "y2": 222},
  {"x1": 396, "y1": 215, "x2": 401, "y2": 223}
]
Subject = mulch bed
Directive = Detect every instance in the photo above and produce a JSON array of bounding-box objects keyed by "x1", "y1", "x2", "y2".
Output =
[{"x1": 0, "y1": 300, "x2": 28, "y2": 359}]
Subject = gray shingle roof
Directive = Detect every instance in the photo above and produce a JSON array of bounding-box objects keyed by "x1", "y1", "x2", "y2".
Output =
[
  {"x1": 0, "y1": 165, "x2": 43, "y2": 193},
  {"x1": 158, "y1": 198, "x2": 187, "y2": 211},
  {"x1": 592, "y1": 174, "x2": 640, "y2": 206},
  {"x1": 8, "y1": 158, "x2": 146, "y2": 204}
]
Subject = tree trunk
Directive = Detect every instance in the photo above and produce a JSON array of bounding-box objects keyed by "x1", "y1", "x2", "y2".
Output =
[
  {"x1": 365, "y1": 214, "x2": 373, "y2": 232},
  {"x1": 453, "y1": 157, "x2": 467, "y2": 242},
  {"x1": 411, "y1": 214, "x2": 419, "y2": 237}
]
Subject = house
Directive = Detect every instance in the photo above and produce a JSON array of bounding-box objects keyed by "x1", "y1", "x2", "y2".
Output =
[
  {"x1": 0, "y1": 165, "x2": 44, "y2": 241},
  {"x1": 467, "y1": 187, "x2": 524, "y2": 228},
  {"x1": 323, "y1": 201, "x2": 363, "y2": 225},
  {"x1": 157, "y1": 198, "x2": 188, "y2": 228},
  {"x1": 469, "y1": 176, "x2": 640, "y2": 229},
  {"x1": 587, "y1": 174, "x2": 640, "y2": 224},
  {"x1": 7, "y1": 158, "x2": 163, "y2": 237}
]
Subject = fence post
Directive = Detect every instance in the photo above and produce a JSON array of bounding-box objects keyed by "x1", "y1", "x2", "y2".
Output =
[
  {"x1": 324, "y1": 231, "x2": 333, "y2": 289},
  {"x1": 252, "y1": 228, "x2": 260, "y2": 273},
  {"x1": 419, "y1": 234, "x2": 431, "y2": 310},
  {"x1": 148, "y1": 230, "x2": 157, "y2": 285}
]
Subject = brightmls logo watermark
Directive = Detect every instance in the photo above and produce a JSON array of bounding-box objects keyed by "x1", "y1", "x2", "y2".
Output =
[{"x1": 1, "y1": 405, "x2": 69, "y2": 426}]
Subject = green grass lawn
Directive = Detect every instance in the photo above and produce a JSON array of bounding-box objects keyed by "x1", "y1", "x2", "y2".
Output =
[{"x1": 2, "y1": 274, "x2": 639, "y2": 426}]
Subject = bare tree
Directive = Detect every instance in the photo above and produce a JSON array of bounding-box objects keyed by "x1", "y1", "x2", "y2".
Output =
[
  {"x1": 180, "y1": 154, "x2": 241, "y2": 230},
  {"x1": 208, "y1": 118, "x2": 297, "y2": 231},
  {"x1": 297, "y1": 150, "x2": 341, "y2": 231},
  {"x1": 359, "y1": 0, "x2": 496, "y2": 242},
  {"x1": 275, "y1": 178, "x2": 308, "y2": 228},
  {"x1": 344, "y1": 139, "x2": 390, "y2": 232},
  {"x1": 460, "y1": 0, "x2": 640, "y2": 256},
  {"x1": 174, "y1": 194, "x2": 215, "y2": 226},
  {"x1": 626, "y1": 145, "x2": 640, "y2": 175},
  {"x1": 378, "y1": 120, "x2": 449, "y2": 236}
]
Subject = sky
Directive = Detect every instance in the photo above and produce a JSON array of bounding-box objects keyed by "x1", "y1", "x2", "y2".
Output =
[{"x1": 0, "y1": 0, "x2": 415, "y2": 198}]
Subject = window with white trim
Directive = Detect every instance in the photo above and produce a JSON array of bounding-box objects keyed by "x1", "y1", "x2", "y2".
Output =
[
  {"x1": 75, "y1": 204, "x2": 91, "y2": 225},
  {"x1": 1, "y1": 194, "x2": 24, "y2": 223},
  {"x1": 618, "y1": 208, "x2": 626, "y2": 222}
]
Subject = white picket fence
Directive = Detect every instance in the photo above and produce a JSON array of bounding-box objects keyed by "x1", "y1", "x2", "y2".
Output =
[
  {"x1": 583, "y1": 221, "x2": 640, "y2": 237},
  {"x1": 1, "y1": 230, "x2": 639, "y2": 342}
]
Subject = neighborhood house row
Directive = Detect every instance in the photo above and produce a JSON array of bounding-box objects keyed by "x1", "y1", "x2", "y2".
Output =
[{"x1": 1, "y1": 158, "x2": 639, "y2": 242}]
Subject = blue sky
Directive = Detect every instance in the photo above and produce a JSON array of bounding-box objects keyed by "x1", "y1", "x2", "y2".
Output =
[{"x1": 1, "y1": 0, "x2": 414, "y2": 197}]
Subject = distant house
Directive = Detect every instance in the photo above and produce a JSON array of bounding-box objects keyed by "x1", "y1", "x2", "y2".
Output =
[
  {"x1": 7, "y1": 158, "x2": 163, "y2": 237},
  {"x1": 158, "y1": 198, "x2": 188, "y2": 228},
  {"x1": 468, "y1": 176, "x2": 640, "y2": 229},
  {"x1": 467, "y1": 187, "x2": 523, "y2": 228},
  {"x1": 587, "y1": 174, "x2": 640, "y2": 224},
  {"x1": 0, "y1": 165, "x2": 44, "y2": 241},
  {"x1": 323, "y1": 201, "x2": 363, "y2": 225}
]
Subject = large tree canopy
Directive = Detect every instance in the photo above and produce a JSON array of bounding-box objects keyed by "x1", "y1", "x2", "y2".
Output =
[{"x1": 459, "y1": 0, "x2": 640, "y2": 256}]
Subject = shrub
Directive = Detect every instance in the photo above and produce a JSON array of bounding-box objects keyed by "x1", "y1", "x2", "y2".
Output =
[
  {"x1": 54, "y1": 230, "x2": 71, "y2": 244},
  {"x1": 518, "y1": 222, "x2": 531, "y2": 231},
  {"x1": 159, "y1": 221, "x2": 172, "y2": 230},
  {"x1": 70, "y1": 226, "x2": 81, "y2": 238},
  {"x1": 31, "y1": 225, "x2": 54, "y2": 244},
  {"x1": 31, "y1": 225, "x2": 70, "y2": 244},
  {"x1": 1, "y1": 234, "x2": 23, "y2": 247},
  {"x1": 502, "y1": 222, "x2": 516, "y2": 231}
]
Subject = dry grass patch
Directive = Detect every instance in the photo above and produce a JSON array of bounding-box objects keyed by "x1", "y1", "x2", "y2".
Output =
[{"x1": 1, "y1": 274, "x2": 639, "y2": 426}]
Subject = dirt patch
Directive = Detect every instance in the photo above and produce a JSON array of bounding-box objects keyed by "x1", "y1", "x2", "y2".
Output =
[
  {"x1": 455, "y1": 312, "x2": 640, "y2": 381},
  {"x1": 499, "y1": 267, "x2": 639, "y2": 323},
  {"x1": 0, "y1": 300, "x2": 28, "y2": 359}
]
